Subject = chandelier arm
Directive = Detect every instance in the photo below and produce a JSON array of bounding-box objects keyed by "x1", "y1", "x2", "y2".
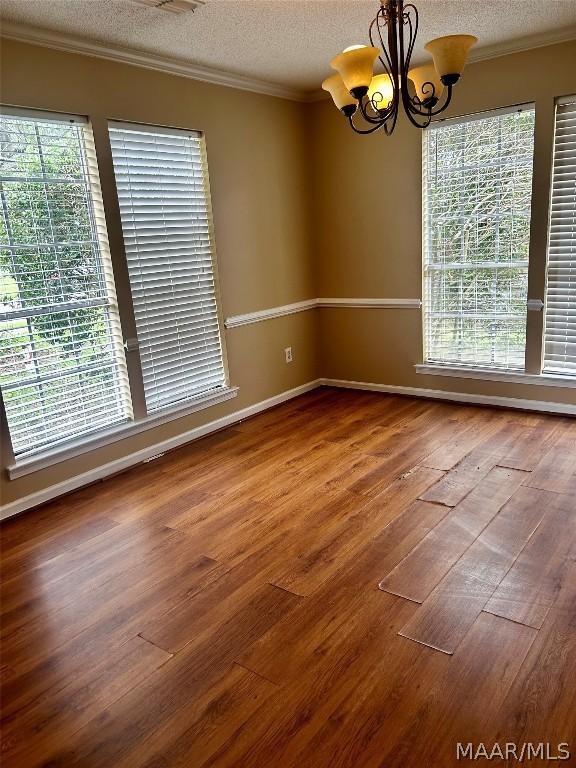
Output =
[
  {"x1": 383, "y1": 107, "x2": 399, "y2": 135},
  {"x1": 400, "y1": 96, "x2": 433, "y2": 127},
  {"x1": 405, "y1": 82, "x2": 453, "y2": 119},
  {"x1": 402, "y1": 3, "x2": 418, "y2": 73},
  {"x1": 348, "y1": 114, "x2": 388, "y2": 134},
  {"x1": 396, "y1": 0, "x2": 431, "y2": 128},
  {"x1": 358, "y1": 95, "x2": 395, "y2": 124},
  {"x1": 428, "y1": 83, "x2": 454, "y2": 116},
  {"x1": 401, "y1": 96, "x2": 433, "y2": 127},
  {"x1": 370, "y1": 7, "x2": 394, "y2": 81},
  {"x1": 386, "y1": 0, "x2": 401, "y2": 117}
]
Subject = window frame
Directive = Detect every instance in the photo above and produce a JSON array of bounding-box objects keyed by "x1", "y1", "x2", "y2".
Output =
[
  {"x1": 107, "y1": 118, "x2": 231, "y2": 414},
  {"x1": 542, "y1": 95, "x2": 576, "y2": 379},
  {"x1": 420, "y1": 102, "x2": 537, "y2": 373},
  {"x1": 0, "y1": 105, "x2": 133, "y2": 460},
  {"x1": 0, "y1": 110, "x2": 236, "y2": 479}
]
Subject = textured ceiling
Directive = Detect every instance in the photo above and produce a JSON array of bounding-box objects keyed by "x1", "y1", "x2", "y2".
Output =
[{"x1": 2, "y1": 0, "x2": 576, "y2": 92}]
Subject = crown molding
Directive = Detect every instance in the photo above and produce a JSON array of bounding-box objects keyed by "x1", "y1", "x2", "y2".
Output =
[
  {"x1": 467, "y1": 24, "x2": 576, "y2": 65},
  {"x1": 2, "y1": 20, "x2": 575, "y2": 105},
  {"x1": 0, "y1": 21, "x2": 307, "y2": 102}
]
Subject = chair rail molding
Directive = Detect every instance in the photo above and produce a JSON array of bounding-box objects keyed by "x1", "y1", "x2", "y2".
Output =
[
  {"x1": 224, "y1": 297, "x2": 422, "y2": 328},
  {"x1": 318, "y1": 298, "x2": 422, "y2": 309},
  {"x1": 224, "y1": 299, "x2": 318, "y2": 328}
]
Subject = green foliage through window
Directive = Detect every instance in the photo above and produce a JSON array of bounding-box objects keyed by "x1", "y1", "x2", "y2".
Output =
[
  {"x1": 0, "y1": 112, "x2": 131, "y2": 457},
  {"x1": 423, "y1": 107, "x2": 535, "y2": 369}
]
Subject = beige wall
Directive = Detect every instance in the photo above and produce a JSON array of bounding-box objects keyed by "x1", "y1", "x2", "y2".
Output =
[
  {"x1": 310, "y1": 40, "x2": 576, "y2": 406},
  {"x1": 0, "y1": 39, "x2": 318, "y2": 506},
  {"x1": 1, "y1": 38, "x2": 575, "y2": 510}
]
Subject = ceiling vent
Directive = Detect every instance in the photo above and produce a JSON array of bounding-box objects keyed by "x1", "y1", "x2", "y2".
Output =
[{"x1": 131, "y1": 0, "x2": 205, "y2": 13}]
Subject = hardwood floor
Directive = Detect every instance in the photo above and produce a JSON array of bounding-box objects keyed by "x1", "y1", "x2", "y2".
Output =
[{"x1": 1, "y1": 387, "x2": 575, "y2": 767}]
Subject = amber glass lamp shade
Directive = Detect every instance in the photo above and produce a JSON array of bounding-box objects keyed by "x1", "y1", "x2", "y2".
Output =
[
  {"x1": 322, "y1": 73, "x2": 357, "y2": 113},
  {"x1": 330, "y1": 45, "x2": 380, "y2": 98},
  {"x1": 367, "y1": 74, "x2": 394, "y2": 111},
  {"x1": 424, "y1": 34, "x2": 477, "y2": 85},
  {"x1": 409, "y1": 63, "x2": 444, "y2": 106}
]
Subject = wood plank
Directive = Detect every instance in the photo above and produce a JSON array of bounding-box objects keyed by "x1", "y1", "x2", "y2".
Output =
[
  {"x1": 419, "y1": 422, "x2": 526, "y2": 507},
  {"x1": 283, "y1": 612, "x2": 537, "y2": 768},
  {"x1": 1, "y1": 549, "x2": 229, "y2": 683},
  {"x1": 0, "y1": 636, "x2": 171, "y2": 766},
  {"x1": 210, "y1": 593, "x2": 422, "y2": 768},
  {"x1": 1, "y1": 527, "x2": 212, "y2": 645},
  {"x1": 399, "y1": 486, "x2": 547, "y2": 654},
  {"x1": 420, "y1": 414, "x2": 504, "y2": 471},
  {"x1": 487, "y1": 560, "x2": 576, "y2": 756},
  {"x1": 0, "y1": 522, "x2": 177, "y2": 631},
  {"x1": 483, "y1": 490, "x2": 576, "y2": 627},
  {"x1": 522, "y1": 437, "x2": 576, "y2": 495},
  {"x1": 380, "y1": 467, "x2": 526, "y2": 602},
  {"x1": 345, "y1": 407, "x2": 462, "y2": 497},
  {"x1": 239, "y1": 501, "x2": 448, "y2": 685},
  {"x1": 0, "y1": 516, "x2": 119, "y2": 583},
  {"x1": 322, "y1": 398, "x2": 429, "y2": 447},
  {"x1": 115, "y1": 665, "x2": 276, "y2": 768},
  {"x1": 270, "y1": 466, "x2": 443, "y2": 596},
  {"x1": 31, "y1": 585, "x2": 300, "y2": 767},
  {"x1": 200, "y1": 492, "x2": 361, "y2": 570},
  {"x1": 497, "y1": 420, "x2": 559, "y2": 471},
  {"x1": 140, "y1": 577, "x2": 302, "y2": 655}
]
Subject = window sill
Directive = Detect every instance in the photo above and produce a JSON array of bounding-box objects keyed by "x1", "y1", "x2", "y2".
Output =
[
  {"x1": 415, "y1": 364, "x2": 576, "y2": 389},
  {"x1": 7, "y1": 385, "x2": 239, "y2": 480}
]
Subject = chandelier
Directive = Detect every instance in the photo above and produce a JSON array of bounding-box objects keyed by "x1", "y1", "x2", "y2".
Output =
[{"x1": 322, "y1": 0, "x2": 477, "y2": 135}]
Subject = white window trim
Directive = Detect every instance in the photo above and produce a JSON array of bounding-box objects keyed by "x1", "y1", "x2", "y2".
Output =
[
  {"x1": 415, "y1": 363, "x2": 576, "y2": 389},
  {"x1": 7, "y1": 384, "x2": 238, "y2": 479},
  {"x1": 542, "y1": 95, "x2": 576, "y2": 377},
  {"x1": 108, "y1": 119, "x2": 230, "y2": 414},
  {"x1": 1, "y1": 105, "x2": 134, "y2": 460},
  {"x1": 422, "y1": 102, "x2": 536, "y2": 372},
  {"x1": 429, "y1": 102, "x2": 534, "y2": 129}
]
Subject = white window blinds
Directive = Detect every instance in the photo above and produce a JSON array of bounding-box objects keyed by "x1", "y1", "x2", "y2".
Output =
[
  {"x1": 544, "y1": 99, "x2": 576, "y2": 376},
  {"x1": 423, "y1": 106, "x2": 535, "y2": 369},
  {"x1": 0, "y1": 109, "x2": 132, "y2": 458},
  {"x1": 109, "y1": 122, "x2": 226, "y2": 413}
]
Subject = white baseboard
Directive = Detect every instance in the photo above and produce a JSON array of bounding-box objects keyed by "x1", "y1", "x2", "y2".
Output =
[
  {"x1": 3, "y1": 375, "x2": 573, "y2": 520},
  {"x1": 0, "y1": 379, "x2": 322, "y2": 521},
  {"x1": 320, "y1": 378, "x2": 576, "y2": 416}
]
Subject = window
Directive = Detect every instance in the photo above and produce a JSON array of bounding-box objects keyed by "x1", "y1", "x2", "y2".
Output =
[
  {"x1": 543, "y1": 98, "x2": 576, "y2": 376},
  {"x1": 0, "y1": 109, "x2": 131, "y2": 458},
  {"x1": 109, "y1": 122, "x2": 226, "y2": 413},
  {"x1": 423, "y1": 106, "x2": 535, "y2": 369}
]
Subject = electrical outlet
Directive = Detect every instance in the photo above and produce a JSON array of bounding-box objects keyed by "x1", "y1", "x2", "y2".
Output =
[{"x1": 285, "y1": 346, "x2": 293, "y2": 363}]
